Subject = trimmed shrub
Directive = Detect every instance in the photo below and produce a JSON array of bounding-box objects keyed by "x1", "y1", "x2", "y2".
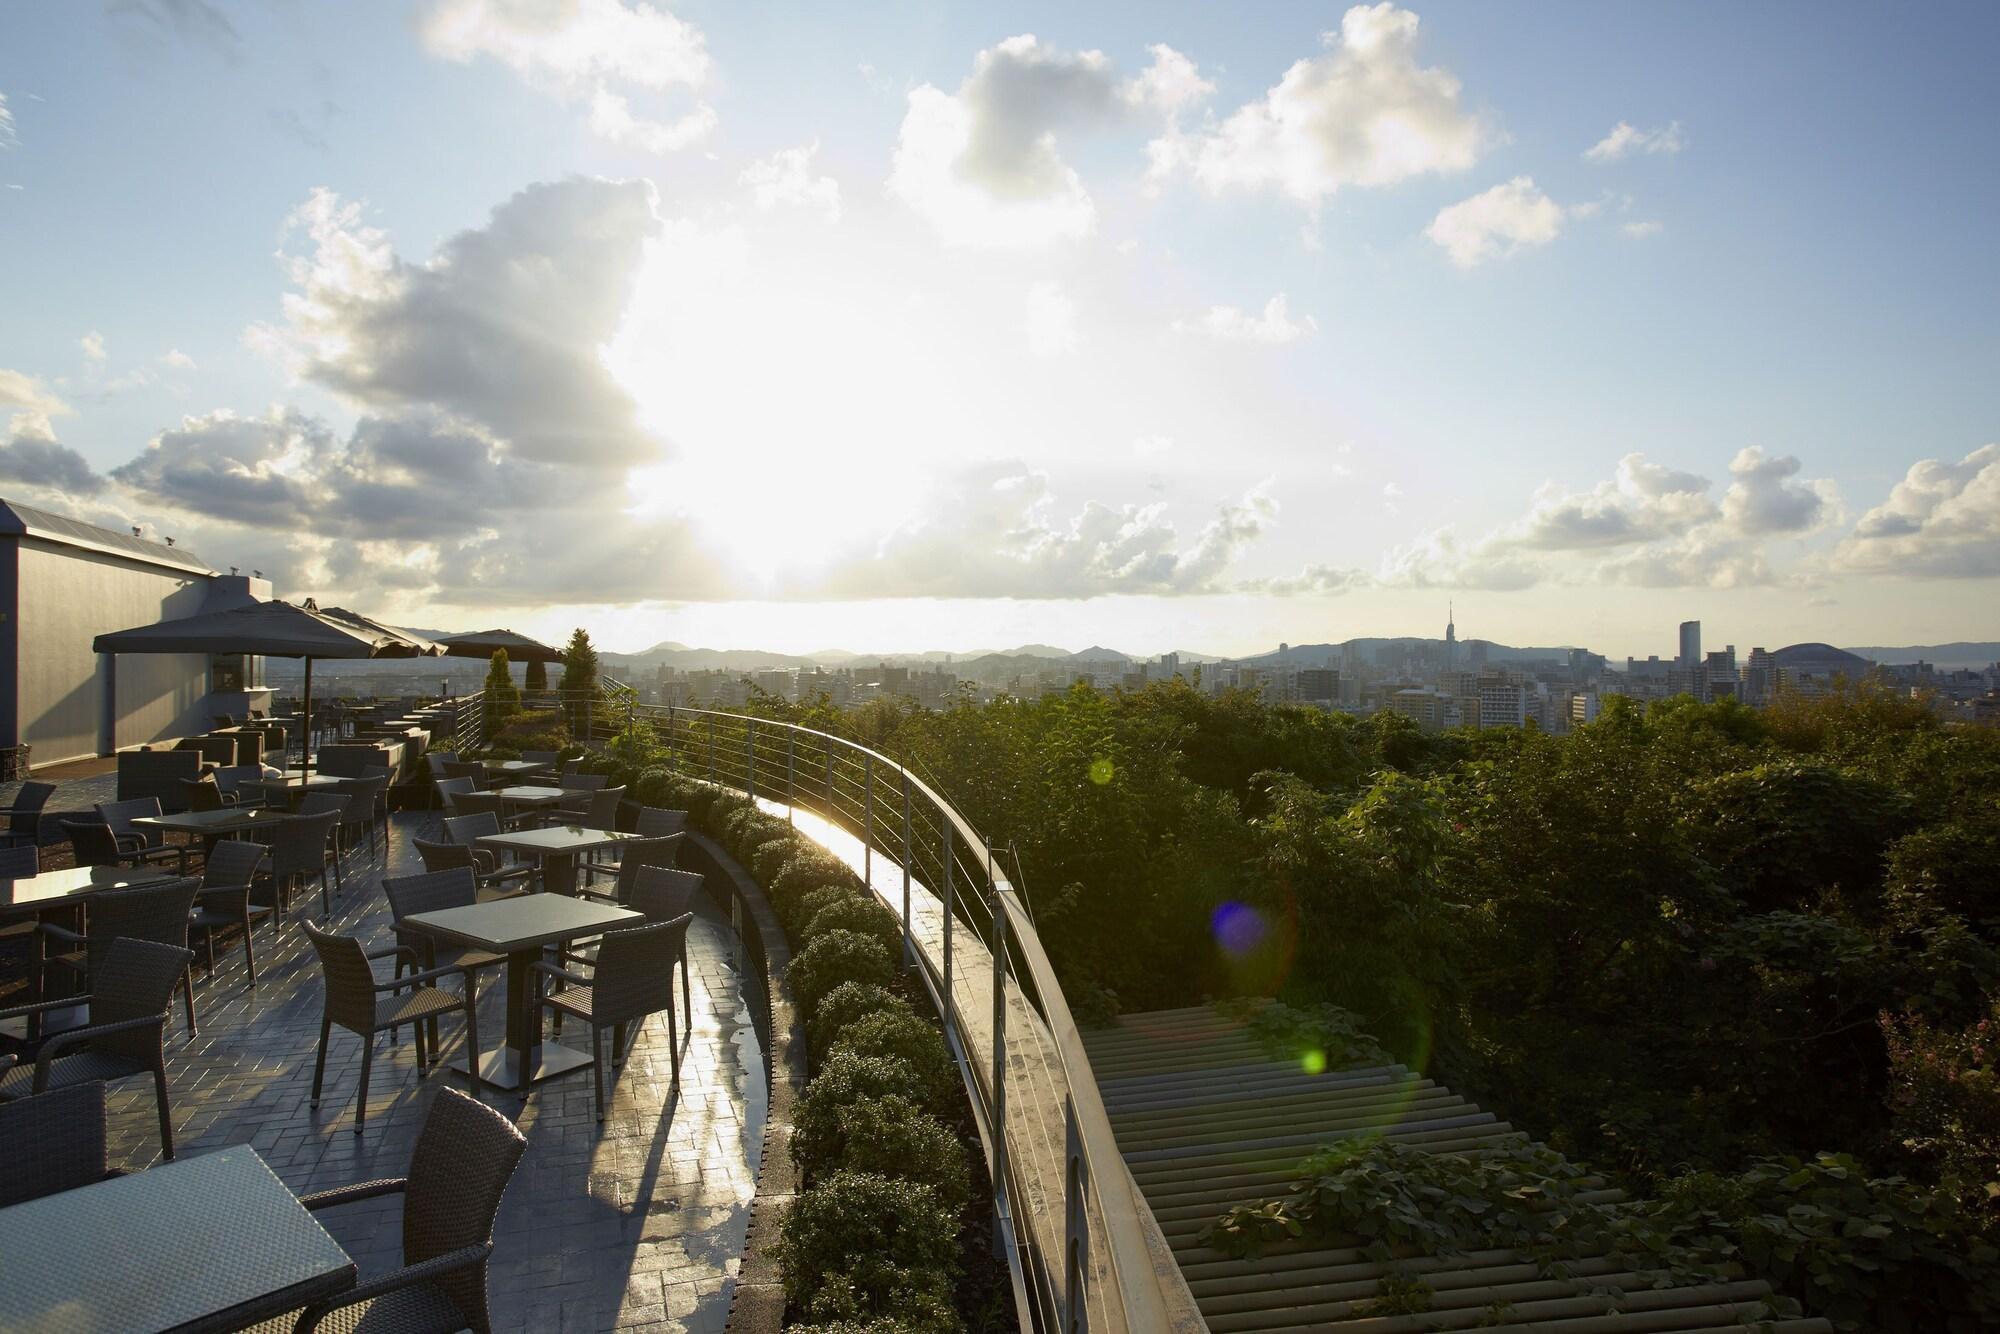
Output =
[
  {"x1": 809, "y1": 982, "x2": 911, "y2": 1065},
  {"x1": 803, "y1": 895, "x2": 902, "y2": 952},
  {"x1": 788, "y1": 929, "x2": 897, "y2": 1018},
  {"x1": 792, "y1": 1053, "x2": 931, "y2": 1174},
  {"x1": 799, "y1": 1271, "x2": 959, "y2": 1334},
  {"x1": 791, "y1": 1093, "x2": 970, "y2": 1212},
  {"x1": 751, "y1": 835, "x2": 799, "y2": 886},
  {"x1": 831, "y1": 1009, "x2": 958, "y2": 1116},
  {"x1": 771, "y1": 852, "x2": 860, "y2": 930},
  {"x1": 775, "y1": 1170, "x2": 958, "y2": 1318}
]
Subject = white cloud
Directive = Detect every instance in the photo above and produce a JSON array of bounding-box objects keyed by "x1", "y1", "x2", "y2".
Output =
[
  {"x1": 1133, "y1": 434, "x2": 1174, "y2": 459},
  {"x1": 0, "y1": 367, "x2": 72, "y2": 438},
  {"x1": 1242, "y1": 562, "x2": 1370, "y2": 596},
  {"x1": 0, "y1": 92, "x2": 16, "y2": 149},
  {"x1": 79, "y1": 331, "x2": 107, "y2": 361},
  {"x1": 1585, "y1": 120, "x2": 1684, "y2": 163},
  {"x1": 1836, "y1": 444, "x2": 2000, "y2": 578},
  {"x1": 1148, "y1": 4, "x2": 1485, "y2": 208},
  {"x1": 1720, "y1": 446, "x2": 1837, "y2": 536},
  {"x1": 421, "y1": 0, "x2": 714, "y2": 153},
  {"x1": 1426, "y1": 176, "x2": 1565, "y2": 268},
  {"x1": 1126, "y1": 43, "x2": 1213, "y2": 117},
  {"x1": 1378, "y1": 527, "x2": 1543, "y2": 591},
  {"x1": 1623, "y1": 220, "x2": 1664, "y2": 239},
  {"x1": 1498, "y1": 453, "x2": 1715, "y2": 550},
  {"x1": 1024, "y1": 281, "x2": 1079, "y2": 357},
  {"x1": 0, "y1": 368, "x2": 100, "y2": 495},
  {"x1": 160, "y1": 349, "x2": 198, "y2": 370},
  {"x1": 1173, "y1": 293, "x2": 1317, "y2": 344},
  {"x1": 739, "y1": 141, "x2": 842, "y2": 222}
]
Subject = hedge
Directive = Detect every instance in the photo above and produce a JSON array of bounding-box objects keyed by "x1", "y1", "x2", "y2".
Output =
[
  {"x1": 791, "y1": 1092, "x2": 970, "y2": 1213},
  {"x1": 809, "y1": 982, "x2": 915, "y2": 1066},
  {"x1": 774, "y1": 1171, "x2": 960, "y2": 1328},
  {"x1": 802, "y1": 895, "x2": 903, "y2": 953},
  {"x1": 830, "y1": 1009, "x2": 958, "y2": 1117},
  {"x1": 787, "y1": 929, "x2": 897, "y2": 1019}
]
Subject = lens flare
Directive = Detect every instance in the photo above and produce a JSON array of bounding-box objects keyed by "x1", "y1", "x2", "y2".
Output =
[
  {"x1": 1301, "y1": 1048, "x2": 1327, "y2": 1075},
  {"x1": 1210, "y1": 900, "x2": 1268, "y2": 957},
  {"x1": 1088, "y1": 757, "x2": 1114, "y2": 785}
]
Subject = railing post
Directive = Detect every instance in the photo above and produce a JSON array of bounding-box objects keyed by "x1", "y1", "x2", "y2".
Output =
[
  {"x1": 900, "y1": 770, "x2": 913, "y2": 969},
  {"x1": 786, "y1": 731, "x2": 796, "y2": 824},
  {"x1": 942, "y1": 818, "x2": 954, "y2": 1026},
  {"x1": 582, "y1": 696, "x2": 592, "y2": 743},
  {"x1": 989, "y1": 841, "x2": 1008, "y2": 1260},
  {"x1": 1065, "y1": 1094, "x2": 1089, "y2": 1334},
  {"x1": 746, "y1": 719, "x2": 756, "y2": 800},
  {"x1": 824, "y1": 738, "x2": 834, "y2": 824},
  {"x1": 707, "y1": 714, "x2": 716, "y2": 782},
  {"x1": 863, "y1": 755, "x2": 874, "y2": 885}
]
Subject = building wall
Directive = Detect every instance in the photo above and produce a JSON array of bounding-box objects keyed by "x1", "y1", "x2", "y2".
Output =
[{"x1": 14, "y1": 539, "x2": 212, "y2": 764}]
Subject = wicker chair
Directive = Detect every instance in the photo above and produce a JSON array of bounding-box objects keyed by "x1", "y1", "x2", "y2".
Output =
[
  {"x1": 273, "y1": 1087, "x2": 527, "y2": 1333},
  {"x1": 270, "y1": 809, "x2": 343, "y2": 918},
  {"x1": 179, "y1": 774, "x2": 232, "y2": 813},
  {"x1": 0, "y1": 1080, "x2": 117, "y2": 1206},
  {"x1": 448, "y1": 790, "x2": 529, "y2": 832},
  {"x1": 60, "y1": 820, "x2": 126, "y2": 869},
  {"x1": 634, "y1": 806, "x2": 689, "y2": 838},
  {"x1": 334, "y1": 774, "x2": 388, "y2": 861},
  {"x1": 519, "y1": 749, "x2": 560, "y2": 774},
  {"x1": 383, "y1": 869, "x2": 507, "y2": 979},
  {"x1": 578, "y1": 834, "x2": 683, "y2": 902},
  {"x1": 189, "y1": 840, "x2": 274, "y2": 983},
  {"x1": 39, "y1": 876, "x2": 203, "y2": 1037},
  {"x1": 554, "y1": 773, "x2": 609, "y2": 817},
  {"x1": 442, "y1": 811, "x2": 503, "y2": 848},
  {"x1": 434, "y1": 776, "x2": 477, "y2": 816},
  {"x1": 412, "y1": 836, "x2": 532, "y2": 894},
  {"x1": 94, "y1": 798, "x2": 192, "y2": 873},
  {"x1": 439, "y1": 760, "x2": 488, "y2": 790},
  {"x1": 0, "y1": 780, "x2": 56, "y2": 849},
  {"x1": 535, "y1": 915, "x2": 692, "y2": 1120},
  {"x1": 0, "y1": 937, "x2": 196, "y2": 1159},
  {"x1": 0, "y1": 843, "x2": 37, "y2": 877},
  {"x1": 304, "y1": 921, "x2": 480, "y2": 1134}
]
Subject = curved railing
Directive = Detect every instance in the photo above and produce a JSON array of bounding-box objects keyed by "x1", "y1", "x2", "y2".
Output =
[{"x1": 591, "y1": 702, "x2": 1184, "y2": 1333}]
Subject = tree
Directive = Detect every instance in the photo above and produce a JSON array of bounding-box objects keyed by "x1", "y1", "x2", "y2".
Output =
[
  {"x1": 482, "y1": 648, "x2": 519, "y2": 727},
  {"x1": 558, "y1": 628, "x2": 600, "y2": 737},
  {"x1": 523, "y1": 657, "x2": 548, "y2": 694}
]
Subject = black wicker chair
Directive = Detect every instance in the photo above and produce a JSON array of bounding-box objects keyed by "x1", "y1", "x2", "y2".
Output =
[
  {"x1": 304, "y1": 921, "x2": 480, "y2": 1134},
  {"x1": 188, "y1": 840, "x2": 275, "y2": 983},
  {"x1": 0, "y1": 1079, "x2": 116, "y2": 1206},
  {"x1": 275, "y1": 1087, "x2": 527, "y2": 1334},
  {"x1": 269, "y1": 808, "x2": 342, "y2": 918},
  {"x1": 577, "y1": 833, "x2": 683, "y2": 902},
  {"x1": 95, "y1": 798, "x2": 194, "y2": 873},
  {"x1": 535, "y1": 915, "x2": 692, "y2": 1121},
  {"x1": 39, "y1": 876, "x2": 203, "y2": 1037},
  {"x1": 0, "y1": 937, "x2": 196, "y2": 1159},
  {"x1": 412, "y1": 835, "x2": 532, "y2": 894},
  {"x1": 0, "y1": 780, "x2": 56, "y2": 850}
]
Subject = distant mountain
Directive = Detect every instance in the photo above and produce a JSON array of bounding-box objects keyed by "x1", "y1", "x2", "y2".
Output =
[
  {"x1": 1070, "y1": 645, "x2": 1131, "y2": 663},
  {"x1": 1843, "y1": 642, "x2": 2000, "y2": 670},
  {"x1": 1235, "y1": 638, "x2": 1580, "y2": 668},
  {"x1": 1773, "y1": 642, "x2": 1873, "y2": 672}
]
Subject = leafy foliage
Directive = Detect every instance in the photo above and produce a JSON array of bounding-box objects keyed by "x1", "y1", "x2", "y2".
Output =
[
  {"x1": 787, "y1": 928, "x2": 897, "y2": 1020},
  {"x1": 809, "y1": 982, "x2": 909, "y2": 1065},
  {"x1": 830, "y1": 1008, "x2": 958, "y2": 1115},
  {"x1": 774, "y1": 1171, "x2": 960, "y2": 1328}
]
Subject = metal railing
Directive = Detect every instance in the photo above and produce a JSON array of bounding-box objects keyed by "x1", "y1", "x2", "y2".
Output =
[{"x1": 601, "y1": 703, "x2": 1175, "y2": 1333}]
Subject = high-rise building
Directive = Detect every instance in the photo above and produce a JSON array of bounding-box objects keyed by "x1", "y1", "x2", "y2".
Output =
[
  {"x1": 1679, "y1": 620, "x2": 1702, "y2": 668},
  {"x1": 1444, "y1": 602, "x2": 1457, "y2": 671},
  {"x1": 1298, "y1": 668, "x2": 1338, "y2": 704}
]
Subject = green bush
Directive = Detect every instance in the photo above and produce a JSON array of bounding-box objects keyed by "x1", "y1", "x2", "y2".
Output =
[
  {"x1": 791, "y1": 1092, "x2": 969, "y2": 1211},
  {"x1": 798, "y1": 1270, "x2": 958, "y2": 1334},
  {"x1": 831, "y1": 1009, "x2": 957, "y2": 1116},
  {"x1": 771, "y1": 854, "x2": 864, "y2": 934},
  {"x1": 775, "y1": 1170, "x2": 959, "y2": 1320},
  {"x1": 793, "y1": 1053, "x2": 929, "y2": 1158},
  {"x1": 751, "y1": 835, "x2": 799, "y2": 886},
  {"x1": 809, "y1": 982, "x2": 911, "y2": 1065},
  {"x1": 803, "y1": 894, "x2": 902, "y2": 952},
  {"x1": 788, "y1": 929, "x2": 897, "y2": 1018}
]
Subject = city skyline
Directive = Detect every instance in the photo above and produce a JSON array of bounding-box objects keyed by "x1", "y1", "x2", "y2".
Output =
[{"x1": 3, "y1": 2, "x2": 1998, "y2": 657}]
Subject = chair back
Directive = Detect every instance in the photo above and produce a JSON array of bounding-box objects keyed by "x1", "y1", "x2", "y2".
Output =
[
  {"x1": 7, "y1": 781, "x2": 55, "y2": 839},
  {"x1": 97, "y1": 797, "x2": 164, "y2": 848},
  {"x1": 520, "y1": 750, "x2": 560, "y2": 767},
  {"x1": 449, "y1": 792, "x2": 509, "y2": 824},
  {"x1": 402, "y1": 1087, "x2": 528, "y2": 1330},
  {"x1": 116, "y1": 750, "x2": 200, "y2": 811},
  {"x1": 61, "y1": 821, "x2": 123, "y2": 867},
  {"x1": 214, "y1": 764, "x2": 263, "y2": 797},
  {"x1": 203, "y1": 839, "x2": 267, "y2": 889},
  {"x1": 0, "y1": 842, "x2": 38, "y2": 878},
  {"x1": 588, "y1": 917, "x2": 691, "y2": 1027},
  {"x1": 335, "y1": 776, "x2": 385, "y2": 832},
  {"x1": 301, "y1": 920, "x2": 382, "y2": 1033},
  {"x1": 435, "y1": 777, "x2": 476, "y2": 814},
  {"x1": 634, "y1": 806, "x2": 688, "y2": 838},
  {"x1": 440, "y1": 760, "x2": 487, "y2": 788},
  {"x1": 425, "y1": 751, "x2": 461, "y2": 779},
  {"x1": 562, "y1": 773, "x2": 609, "y2": 793},
  {"x1": 413, "y1": 836, "x2": 476, "y2": 875},
  {"x1": 90, "y1": 937, "x2": 196, "y2": 1062},
  {"x1": 270, "y1": 810, "x2": 341, "y2": 878},
  {"x1": 84, "y1": 877, "x2": 201, "y2": 974},
  {"x1": 180, "y1": 775, "x2": 226, "y2": 813},
  {"x1": 383, "y1": 867, "x2": 479, "y2": 923},
  {"x1": 0, "y1": 1081, "x2": 109, "y2": 1207},
  {"x1": 614, "y1": 835, "x2": 684, "y2": 900},
  {"x1": 581, "y1": 786, "x2": 625, "y2": 831},
  {"x1": 296, "y1": 792, "x2": 351, "y2": 821},
  {"x1": 443, "y1": 812, "x2": 501, "y2": 847},
  {"x1": 629, "y1": 865, "x2": 705, "y2": 923}
]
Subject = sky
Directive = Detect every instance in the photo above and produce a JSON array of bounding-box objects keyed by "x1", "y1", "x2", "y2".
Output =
[{"x1": 1, "y1": 1, "x2": 1997, "y2": 659}]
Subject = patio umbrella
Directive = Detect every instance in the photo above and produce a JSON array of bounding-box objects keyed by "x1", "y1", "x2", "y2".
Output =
[
  {"x1": 435, "y1": 628, "x2": 563, "y2": 663},
  {"x1": 93, "y1": 598, "x2": 442, "y2": 771}
]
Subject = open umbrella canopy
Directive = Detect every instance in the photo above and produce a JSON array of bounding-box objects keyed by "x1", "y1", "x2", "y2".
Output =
[
  {"x1": 93, "y1": 598, "x2": 438, "y2": 658},
  {"x1": 435, "y1": 628, "x2": 563, "y2": 663},
  {"x1": 318, "y1": 606, "x2": 444, "y2": 658}
]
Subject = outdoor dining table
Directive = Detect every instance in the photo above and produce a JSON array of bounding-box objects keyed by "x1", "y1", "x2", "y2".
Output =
[
  {"x1": 401, "y1": 892, "x2": 641, "y2": 1091},
  {"x1": 483, "y1": 759, "x2": 549, "y2": 780},
  {"x1": 0, "y1": 865, "x2": 176, "y2": 1041},
  {"x1": 489, "y1": 784, "x2": 570, "y2": 825},
  {"x1": 132, "y1": 807, "x2": 296, "y2": 839},
  {"x1": 475, "y1": 825, "x2": 644, "y2": 895},
  {"x1": 0, "y1": 1144, "x2": 355, "y2": 1332}
]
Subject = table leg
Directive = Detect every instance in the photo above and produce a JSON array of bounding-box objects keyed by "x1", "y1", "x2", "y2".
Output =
[
  {"x1": 460, "y1": 945, "x2": 594, "y2": 1091},
  {"x1": 542, "y1": 852, "x2": 577, "y2": 895}
]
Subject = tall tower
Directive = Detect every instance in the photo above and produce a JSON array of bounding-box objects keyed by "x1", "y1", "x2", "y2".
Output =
[
  {"x1": 1444, "y1": 602, "x2": 1457, "y2": 671},
  {"x1": 1678, "y1": 620, "x2": 1701, "y2": 668}
]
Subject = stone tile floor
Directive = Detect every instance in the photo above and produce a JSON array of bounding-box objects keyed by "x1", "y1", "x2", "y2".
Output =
[{"x1": 4, "y1": 808, "x2": 767, "y2": 1333}]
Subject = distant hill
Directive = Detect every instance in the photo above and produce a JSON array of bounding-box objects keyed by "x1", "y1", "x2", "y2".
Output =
[
  {"x1": 1843, "y1": 642, "x2": 2000, "y2": 670},
  {"x1": 1773, "y1": 642, "x2": 1874, "y2": 672},
  {"x1": 1236, "y1": 638, "x2": 1580, "y2": 668}
]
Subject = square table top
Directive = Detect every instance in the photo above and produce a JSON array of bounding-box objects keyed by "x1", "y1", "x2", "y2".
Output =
[
  {"x1": 491, "y1": 784, "x2": 568, "y2": 804},
  {"x1": 403, "y1": 892, "x2": 641, "y2": 954},
  {"x1": 476, "y1": 825, "x2": 642, "y2": 856},
  {"x1": 264, "y1": 772, "x2": 350, "y2": 790},
  {"x1": 0, "y1": 1144, "x2": 354, "y2": 1333},
  {"x1": 482, "y1": 759, "x2": 548, "y2": 775},
  {"x1": 133, "y1": 807, "x2": 295, "y2": 836},
  {"x1": 0, "y1": 865, "x2": 174, "y2": 916}
]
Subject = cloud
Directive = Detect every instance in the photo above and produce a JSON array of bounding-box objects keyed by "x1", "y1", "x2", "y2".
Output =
[
  {"x1": 1024, "y1": 281, "x2": 1079, "y2": 357},
  {"x1": 1148, "y1": 4, "x2": 1485, "y2": 208},
  {"x1": 888, "y1": 37, "x2": 1199, "y2": 246},
  {"x1": 421, "y1": 0, "x2": 714, "y2": 153},
  {"x1": 1835, "y1": 444, "x2": 2000, "y2": 577},
  {"x1": 160, "y1": 349, "x2": 197, "y2": 370},
  {"x1": 1242, "y1": 562, "x2": 1370, "y2": 596},
  {"x1": 0, "y1": 367, "x2": 73, "y2": 439},
  {"x1": 79, "y1": 331, "x2": 107, "y2": 361},
  {"x1": 111, "y1": 407, "x2": 332, "y2": 528},
  {"x1": 1173, "y1": 294, "x2": 1317, "y2": 344},
  {"x1": 1377, "y1": 527, "x2": 1543, "y2": 591},
  {"x1": 1498, "y1": 453, "x2": 1715, "y2": 550},
  {"x1": 0, "y1": 370, "x2": 102, "y2": 495},
  {"x1": 1720, "y1": 446, "x2": 1836, "y2": 536},
  {"x1": 1426, "y1": 176, "x2": 1565, "y2": 267},
  {"x1": 1585, "y1": 120, "x2": 1684, "y2": 163},
  {"x1": 0, "y1": 92, "x2": 15, "y2": 149},
  {"x1": 739, "y1": 141, "x2": 842, "y2": 222},
  {"x1": 1623, "y1": 220, "x2": 1663, "y2": 239},
  {"x1": 806, "y1": 464, "x2": 1276, "y2": 598},
  {"x1": 252, "y1": 177, "x2": 663, "y2": 468},
  {"x1": 108, "y1": 0, "x2": 241, "y2": 58}
]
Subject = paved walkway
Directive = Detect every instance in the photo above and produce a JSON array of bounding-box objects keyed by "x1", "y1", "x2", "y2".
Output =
[{"x1": 13, "y1": 810, "x2": 766, "y2": 1333}]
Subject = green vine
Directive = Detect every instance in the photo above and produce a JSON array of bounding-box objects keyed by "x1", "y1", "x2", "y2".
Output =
[{"x1": 1218, "y1": 999, "x2": 1392, "y2": 1072}]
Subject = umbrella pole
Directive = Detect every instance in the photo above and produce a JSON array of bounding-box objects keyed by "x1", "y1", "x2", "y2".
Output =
[{"x1": 303, "y1": 657, "x2": 314, "y2": 774}]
